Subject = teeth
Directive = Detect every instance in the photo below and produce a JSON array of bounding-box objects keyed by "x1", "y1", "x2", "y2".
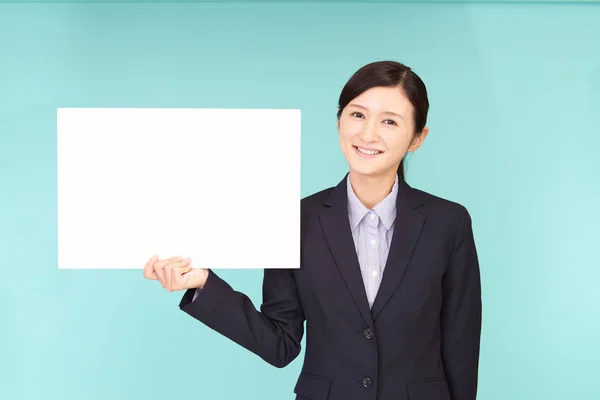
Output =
[{"x1": 357, "y1": 147, "x2": 380, "y2": 155}]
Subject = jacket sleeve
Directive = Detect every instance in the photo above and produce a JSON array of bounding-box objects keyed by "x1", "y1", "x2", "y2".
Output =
[
  {"x1": 441, "y1": 205, "x2": 482, "y2": 400},
  {"x1": 179, "y1": 267, "x2": 305, "y2": 368}
]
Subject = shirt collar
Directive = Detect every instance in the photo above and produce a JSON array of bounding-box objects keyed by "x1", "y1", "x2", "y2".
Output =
[{"x1": 346, "y1": 174, "x2": 398, "y2": 230}]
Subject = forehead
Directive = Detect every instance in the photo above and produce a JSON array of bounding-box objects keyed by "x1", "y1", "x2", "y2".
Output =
[{"x1": 349, "y1": 86, "x2": 412, "y2": 114}]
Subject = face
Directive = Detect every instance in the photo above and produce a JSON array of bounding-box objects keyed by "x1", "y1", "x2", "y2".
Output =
[{"x1": 337, "y1": 86, "x2": 428, "y2": 179}]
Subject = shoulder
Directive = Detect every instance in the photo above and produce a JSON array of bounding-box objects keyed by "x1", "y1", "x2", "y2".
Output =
[
  {"x1": 411, "y1": 186, "x2": 473, "y2": 234},
  {"x1": 300, "y1": 186, "x2": 333, "y2": 225},
  {"x1": 415, "y1": 187, "x2": 469, "y2": 214},
  {"x1": 301, "y1": 187, "x2": 333, "y2": 210}
]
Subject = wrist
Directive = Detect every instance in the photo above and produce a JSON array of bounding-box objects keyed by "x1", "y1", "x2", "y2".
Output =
[{"x1": 191, "y1": 268, "x2": 209, "y2": 290}]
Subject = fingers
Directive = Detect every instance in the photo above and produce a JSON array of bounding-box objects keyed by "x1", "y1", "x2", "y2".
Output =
[
  {"x1": 166, "y1": 258, "x2": 192, "y2": 291},
  {"x1": 161, "y1": 257, "x2": 192, "y2": 291},
  {"x1": 154, "y1": 256, "x2": 182, "y2": 287},
  {"x1": 143, "y1": 255, "x2": 158, "y2": 280},
  {"x1": 144, "y1": 255, "x2": 193, "y2": 292},
  {"x1": 171, "y1": 263, "x2": 193, "y2": 291}
]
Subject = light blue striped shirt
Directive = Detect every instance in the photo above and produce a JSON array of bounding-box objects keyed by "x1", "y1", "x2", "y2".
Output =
[{"x1": 346, "y1": 174, "x2": 398, "y2": 308}]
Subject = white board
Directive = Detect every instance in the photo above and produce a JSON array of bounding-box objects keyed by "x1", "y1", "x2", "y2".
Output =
[{"x1": 56, "y1": 108, "x2": 301, "y2": 269}]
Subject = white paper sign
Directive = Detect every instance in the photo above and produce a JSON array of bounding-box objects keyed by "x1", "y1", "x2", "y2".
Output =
[{"x1": 57, "y1": 108, "x2": 301, "y2": 269}]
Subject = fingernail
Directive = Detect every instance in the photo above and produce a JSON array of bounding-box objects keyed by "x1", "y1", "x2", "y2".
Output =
[{"x1": 184, "y1": 257, "x2": 191, "y2": 262}]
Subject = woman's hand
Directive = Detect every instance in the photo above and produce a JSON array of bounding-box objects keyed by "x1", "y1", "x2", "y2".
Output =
[{"x1": 143, "y1": 255, "x2": 209, "y2": 291}]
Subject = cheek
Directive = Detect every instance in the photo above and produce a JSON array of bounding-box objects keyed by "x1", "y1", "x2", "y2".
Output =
[
  {"x1": 381, "y1": 131, "x2": 412, "y2": 152},
  {"x1": 338, "y1": 119, "x2": 361, "y2": 138}
]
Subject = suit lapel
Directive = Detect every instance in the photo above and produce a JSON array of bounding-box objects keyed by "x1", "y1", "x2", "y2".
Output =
[
  {"x1": 317, "y1": 173, "x2": 427, "y2": 325},
  {"x1": 371, "y1": 178, "x2": 426, "y2": 319},
  {"x1": 318, "y1": 175, "x2": 374, "y2": 328}
]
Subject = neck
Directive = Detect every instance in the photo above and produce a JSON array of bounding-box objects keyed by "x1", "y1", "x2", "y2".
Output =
[{"x1": 348, "y1": 170, "x2": 397, "y2": 209}]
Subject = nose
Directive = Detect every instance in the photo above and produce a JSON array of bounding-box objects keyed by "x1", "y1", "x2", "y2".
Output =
[{"x1": 360, "y1": 119, "x2": 379, "y2": 142}]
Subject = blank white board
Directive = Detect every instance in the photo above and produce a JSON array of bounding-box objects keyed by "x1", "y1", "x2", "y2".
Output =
[{"x1": 56, "y1": 108, "x2": 301, "y2": 269}]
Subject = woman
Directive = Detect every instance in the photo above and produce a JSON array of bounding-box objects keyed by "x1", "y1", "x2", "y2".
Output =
[{"x1": 143, "y1": 60, "x2": 482, "y2": 400}]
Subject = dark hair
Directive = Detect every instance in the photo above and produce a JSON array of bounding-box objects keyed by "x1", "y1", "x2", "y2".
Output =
[{"x1": 336, "y1": 60, "x2": 429, "y2": 180}]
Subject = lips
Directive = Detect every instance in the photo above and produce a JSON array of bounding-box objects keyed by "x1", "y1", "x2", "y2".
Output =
[{"x1": 354, "y1": 145, "x2": 383, "y2": 156}]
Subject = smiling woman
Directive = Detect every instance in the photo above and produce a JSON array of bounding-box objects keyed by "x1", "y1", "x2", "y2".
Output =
[
  {"x1": 337, "y1": 62, "x2": 429, "y2": 173},
  {"x1": 336, "y1": 61, "x2": 430, "y2": 209},
  {"x1": 145, "y1": 60, "x2": 482, "y2": 400}
]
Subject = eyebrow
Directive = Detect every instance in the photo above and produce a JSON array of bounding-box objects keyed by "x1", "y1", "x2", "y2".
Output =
[{"x1": 348, "y1": 103, "x2": 405, "y2": 120}]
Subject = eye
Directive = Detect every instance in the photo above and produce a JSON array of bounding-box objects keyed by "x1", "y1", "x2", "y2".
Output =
[
  {"x1": 383, "y1": 119, "x2": 397, "y2": 126},
  {"x1": 350, "y1": 111, "x2": 365, "y2": 118}
]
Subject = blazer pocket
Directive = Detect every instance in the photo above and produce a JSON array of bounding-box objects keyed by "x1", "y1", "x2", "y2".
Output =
[
  {"x1": 407, "y1": 377, "x2": 451, "y2": 400},
  {"x1": 294, "y1": 372, "x2": 332, "y2": 400}
]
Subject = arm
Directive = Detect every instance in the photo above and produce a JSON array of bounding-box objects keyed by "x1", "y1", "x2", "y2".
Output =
[
  {"x1": 441, "y1": 205, "x2": 482, "y2": 400},
  {"x1": 179, "y1": 268, "x2": 305, "y2": 368}
]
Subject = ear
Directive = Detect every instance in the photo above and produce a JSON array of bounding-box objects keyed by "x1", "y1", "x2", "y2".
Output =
[{"x1": 407, "y1": 126, "x2": 429, "y2": 152}]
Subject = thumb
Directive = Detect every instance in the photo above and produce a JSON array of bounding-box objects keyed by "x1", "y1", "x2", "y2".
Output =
[
  {"x1": 181, "y1": 267, "x2": 206, "y2": 289},
  {"x1": 171, "y1": 265, "x2": 193, "y2": 290}
]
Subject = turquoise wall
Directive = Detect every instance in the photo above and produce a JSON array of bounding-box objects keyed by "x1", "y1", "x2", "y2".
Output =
[{"x1": 1, "y1": 1, "x2": 599, "y2": 399}]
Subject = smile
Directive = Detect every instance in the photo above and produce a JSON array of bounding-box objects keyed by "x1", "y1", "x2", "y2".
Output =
[{"x1": 354, "y1": 146, "x2": 383, "y2": 157}]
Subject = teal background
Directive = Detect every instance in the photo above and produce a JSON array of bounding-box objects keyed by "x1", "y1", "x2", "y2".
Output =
[{"x1": 1, "y1": 1, "x2": 599, "y2": 399}]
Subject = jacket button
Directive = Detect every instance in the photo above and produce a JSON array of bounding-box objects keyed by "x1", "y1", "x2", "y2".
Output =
[
  {"x1": 362, "y1": 377, "x2": 373, "y2": 388},
  {"x1": 363, "y1": 328, "x2": 374, "y2": 339}
]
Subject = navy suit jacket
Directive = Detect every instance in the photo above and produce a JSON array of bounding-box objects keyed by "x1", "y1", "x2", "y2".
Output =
[{"x1": 179, "y1": 173, "x2": 482, "y2": 400}]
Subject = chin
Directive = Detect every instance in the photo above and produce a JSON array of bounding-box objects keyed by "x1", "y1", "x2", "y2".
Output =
[
  {"x1": 348, "y1": 160, "x2": 397, "y2": 179},
  {"x1": 348, "y1": 163, "x2": 386, "y2": 178}
]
